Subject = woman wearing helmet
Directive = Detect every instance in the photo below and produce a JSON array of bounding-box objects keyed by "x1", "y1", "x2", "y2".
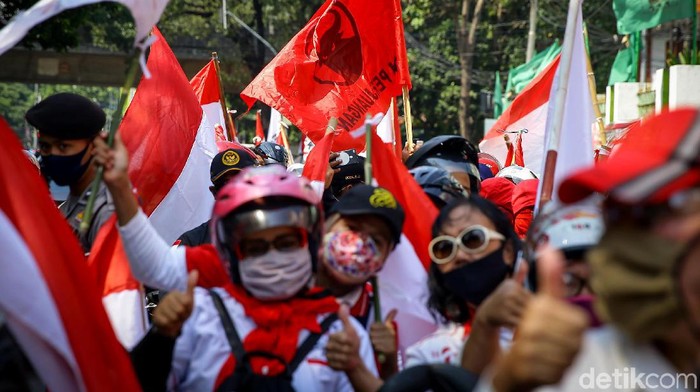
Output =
[{"x1": 95, "y1": 133, "x2": 378, "y2": 391}]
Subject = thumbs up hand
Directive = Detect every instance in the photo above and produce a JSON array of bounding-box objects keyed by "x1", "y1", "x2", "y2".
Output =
[
  {"x1": 492, "y1": 247, "x2": 589, "y2": 392},
  {"x1": 474, "y1": 260, "x2": 531, "y2": 330},
  {"x1": 326, "y1": 304, "x2": 362, "y2": 372},
  {"x1": 153, "y1": 270, "x2": 198, "y2": 338}
]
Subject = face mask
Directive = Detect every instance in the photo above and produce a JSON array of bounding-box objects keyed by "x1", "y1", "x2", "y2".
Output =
[
  {"x1": 40, "y1": 144, "x2": 92, "y2": 186},
  {"x1": 567, "y1": 294, "x2": 602, "y2": 328},
  {"x1": 238, "y1": 247, "x2": 312, "y2": 301},
  {"x1": 588, "y1": 225, "x2": 686, "y2": 342},
  {"x1": 440, "y1": 248, "x2": 510, "y2": 306},
  {"x1": 322, "y1": 230, "x2": 383, "y2": 283}
]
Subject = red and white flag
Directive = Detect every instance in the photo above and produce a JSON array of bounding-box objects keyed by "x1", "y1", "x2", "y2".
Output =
[
  {"x1": 0, "y1": 117, "x2": 142, "y2": 391},
  {"x1": 371, "y1": 131, "x2": 439, "y2": 350},
  {"x1": 376, "y1": 98, "x2": 403, "y2": 159},
  {"x1": 255, "y1": 110, "x2": 266, "y2": 141},
  {"x1": 88, "y1": 28, "x2": 218, "y2": 348},
  {"x1": 0, "y1": 0, "x2": 169, "y2": 77},
  {"x1": 302, "y1": 131, "x2": 335, "y2": 197},
  {"x1": 480, "y1": 56, "x2": 561, "y2": 174},
  {"x1": 190, "y1": 59, "x2": 230, "y2": 141},
  {"x1": 538, "y1": 5, "x2": 594, "y2": 203},
  {"x1": 241, "y1": 0, "x2": 411, "y2": 152},
  {"x1": 267, "y1": 108, "x2": 283, "y2": 143}
]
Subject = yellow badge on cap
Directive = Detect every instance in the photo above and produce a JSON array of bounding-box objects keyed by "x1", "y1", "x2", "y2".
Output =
[
  {"x1": 369, "y1": 188, "x2": 397, "y2": 209},
  {"x1": 222, "y1": 151, "x2": 240, "y2": 166}
]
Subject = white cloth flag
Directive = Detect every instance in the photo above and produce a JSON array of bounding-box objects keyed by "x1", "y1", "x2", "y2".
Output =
[
  {"x1": 538, "y1": 4, "x2": 594, "y2": 204},
  {"x1": 0, "y1": 0, "x2": 169, "y2": 56},
  {"x1": 267, "y1": 108, "x2": 283, "y2": 142}
]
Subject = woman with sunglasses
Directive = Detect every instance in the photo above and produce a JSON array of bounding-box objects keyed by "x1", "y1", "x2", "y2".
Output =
[
  {"x1": 95, "y1": 134, "x2": 378, "y2": 391},
  {"x1": 405, "y1": 196, "x2": 528, "y2": 371}
]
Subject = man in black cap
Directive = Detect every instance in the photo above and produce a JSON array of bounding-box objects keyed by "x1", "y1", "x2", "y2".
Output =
[
  {"x1": 329, "y1": 149, "x2": 366, "y2": 200},
  {"x1": 27, "y1": 93, "x2": 112, "y2": 252},
  {"x1": 318, "y1": 184, "x2": 405, "y2": 379},
  {"x1": 405, "y1": 135, "x2": 481, "y2": 194},
  {"x1": 175, "y1": 148, "x2": 257, "y2": 246}
]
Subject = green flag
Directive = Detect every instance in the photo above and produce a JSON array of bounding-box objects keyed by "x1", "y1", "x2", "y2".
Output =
[
  {"x1": 504, "y1": 41, "x2": 561, "y2": 107},
  {"x1": 613, "y1": 0, "x2": 695, "y2": 34},
  {"x1": 494, "y1": 71, "x2": 504, "y2": 118},
  {"x1": 608, "y1": 32, "x2": 640, "y2": 86}
]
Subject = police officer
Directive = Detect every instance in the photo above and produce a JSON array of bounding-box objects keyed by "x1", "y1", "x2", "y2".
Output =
[
  {"x1": 27, "y1": 93, "x2": 113, "y2": 252},
  {"x1": 405, "y1": 135, "x2": 481, "y2": 194},
  {"x1": 176, "y1": 147, "x2": 258, "y2": 246}
]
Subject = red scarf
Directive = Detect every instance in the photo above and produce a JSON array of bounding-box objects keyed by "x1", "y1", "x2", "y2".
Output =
[{"x1": 224, "y1": 284, "x2": 339, "y2": 375}]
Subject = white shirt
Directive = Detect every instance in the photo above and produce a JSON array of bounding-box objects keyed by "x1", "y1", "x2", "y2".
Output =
[
  {"x1": 168, "y1": 287, "x2": 378, "y2": 392},
  {"x1": 405, "y1": 323, "x2": 514, "y2": 368},
  {"x1": 476, "y1": 326, "x2": 693, "y2": 392}
]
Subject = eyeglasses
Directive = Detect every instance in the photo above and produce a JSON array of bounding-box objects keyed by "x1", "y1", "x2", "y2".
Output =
[
  {"x1": 238, "y1": 231, "x2": 307, "y2": 258},
  {"x1": 429, "y1": 225, "x2": 505, "y2": 264},
  {"x1": 562, "y1": 272, "x2": 589, "y2": 297}
]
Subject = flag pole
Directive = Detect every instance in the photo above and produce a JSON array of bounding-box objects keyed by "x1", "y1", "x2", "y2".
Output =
[
  {"x1": 401, "y1": 86, "x2": 414, "y2": 151},
  {"x1": 363, "y1": 113, "x2": 386, "y2": 363},
  {"x1": 279, "y1": 123, "x2": 295, "y2": 166},
  {"x1": 692, "y1": 0, "x2": 698, "y2": 65},
  {"x1": 212, "y1": 52, "x2": 237, "y2": 141},
  {"x1": 539, "y1": 0, "x2": 581, "y2": 209},
  {"x1": 583, "y1": 26, "x2": 607, "y2": 146},
  {"x1": 81, "y1": 52, "x2": 141, "y2": 234}
]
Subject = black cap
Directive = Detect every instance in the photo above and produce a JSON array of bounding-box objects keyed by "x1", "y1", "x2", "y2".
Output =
[
  {"x1": 210, "y1": 148, "x2": 257, "y2": 184},
  {"x1": 405, "y1": 135, "x2": 480, "y2": 177},
  {"x1": 26, "y1": 93, "x2": 106, "y2": 140},
  {"x1": 330, "y1": 149, "x2": 365, "y2": 198},
  {"x1": 329, "y1": 184, "x2": 405, "y2": 244}
]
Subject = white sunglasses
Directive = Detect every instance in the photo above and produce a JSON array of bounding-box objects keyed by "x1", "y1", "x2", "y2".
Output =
[{"x1": 429, "y1": 225, "x2": 505, "y2": 264}]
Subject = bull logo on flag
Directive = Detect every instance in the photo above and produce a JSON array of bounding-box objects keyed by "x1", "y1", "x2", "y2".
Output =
[{"x1": 304, "y1": 2, "x2": 363, "y2": 86}]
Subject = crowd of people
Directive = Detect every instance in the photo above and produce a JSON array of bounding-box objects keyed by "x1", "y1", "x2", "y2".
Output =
[{"x1": 3, "y1": 92, "x2": 700, "y2": 392}]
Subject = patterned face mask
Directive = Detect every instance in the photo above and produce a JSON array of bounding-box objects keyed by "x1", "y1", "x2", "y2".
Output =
[{"x1": 322, "y1": 230, "x2": 384, "y2": 282}]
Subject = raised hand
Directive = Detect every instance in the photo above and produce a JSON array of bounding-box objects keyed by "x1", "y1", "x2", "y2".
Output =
[
  {"x1": 153, "y1": 270, "x2": 198, "y2": 338},
  {"x1": 325, "y1": 304, "x2": 361, "y2": 372},
  {"x1": 492, "y1": 247, "x2": 589, "y2": 392}
]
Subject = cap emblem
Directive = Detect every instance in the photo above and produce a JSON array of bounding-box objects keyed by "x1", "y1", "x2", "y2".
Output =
[
  {"x1": 369, "y1": 188, "x2": 397, "y2": 209},
  {"x1": 222, "y1": 151, "x2": 240, "y2": 166}
]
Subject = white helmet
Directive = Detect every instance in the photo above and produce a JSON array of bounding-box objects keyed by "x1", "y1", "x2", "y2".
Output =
[
  {"x1": 496, "y1": 165, "x2": 538, "y2": 185},
  {"x1": 527, "y1": 203, "x2": 604, "y2": 260}
]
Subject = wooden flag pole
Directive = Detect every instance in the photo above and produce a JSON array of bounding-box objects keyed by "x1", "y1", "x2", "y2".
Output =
[
  {"x1": 212, "y1": 52, "x2": 237, "y2": 141},
  {"x1": 402, "y1": 86, "x2": 414, "y2": 151},
  {"x1": 362, "y1": 113, "x2": 386, "y2": 364},
  {"x1": 279, "y1": 123, "x2": 295, "y2": 166},
  {"x1": 583, "y1": 26, "x2": 607, "y2": 147},
  {"x1": 81, "y1": 52, "x2": 141, "y2": 234},
  {"x1": 539, "y1": 0, "x2": 581, "y2": 210}
]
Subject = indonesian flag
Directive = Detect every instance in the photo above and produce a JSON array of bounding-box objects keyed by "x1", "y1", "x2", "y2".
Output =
[
  {"x1": 302, "y1": 131, "x2": 335, "y2": 197},
  {"x1": 255, "y1": 110, "x2": 266, "y2": 140},
  {"x1": 190, "y1": 59, "x2": 230, "y2": 141},
  {"x1": 0, "y1": 118, "x2": 142, "y2": 391},
  {"x1": 88, "y1": 28, "x2": 218, "y2": 348},
  {"x1": 376, "y1": 98, "x2": 403, "y2": 159},
  {"x1": 371, "y1": 131, "x2": 438, "y2": 350},
  {"x1": 267, "y1": 108, "x2": 283, "y2": 143},
  {"x1": 480, "y1": 55, "x2": 561, "y2": 175},
  {"x1": 241, "y1": 0, "x2": 411, "y2": 152},
  {"x1": 537, "y1": 5, "x2": 594, "y2": 203},
  {"x1": 0, "y1": 0, "x2": 169, "y2": 77}
]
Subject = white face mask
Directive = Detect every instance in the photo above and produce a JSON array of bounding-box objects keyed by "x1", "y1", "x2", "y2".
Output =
[{"x1": 238, "y1": 246, "x2": 313, "y2": 301}]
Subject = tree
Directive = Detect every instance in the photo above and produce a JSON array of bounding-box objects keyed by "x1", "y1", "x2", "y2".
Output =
[{"x1": 457, "y1": 0, "x2": 486, "y2": 142}]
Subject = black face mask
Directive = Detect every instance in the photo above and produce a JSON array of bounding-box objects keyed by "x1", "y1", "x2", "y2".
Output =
[
  {"x1": 440, "y1": 248, "x2": 510, "y2": 306},
  {"x1": 40, "y1": 144, "x2": 91, "y2": 186}
]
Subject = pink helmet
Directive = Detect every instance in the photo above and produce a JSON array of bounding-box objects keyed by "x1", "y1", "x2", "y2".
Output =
[{"x1": 210, "y1": 165, "x2": 323, "y2": 278}]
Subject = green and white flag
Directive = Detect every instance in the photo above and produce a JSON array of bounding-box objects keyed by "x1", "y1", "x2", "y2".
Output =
[
  {"x1": 608, "y1": 32, "x2": 641, "y2": 85},
  {"x1": 613, "y1": 0, "x2": 695, "y2": 34}
]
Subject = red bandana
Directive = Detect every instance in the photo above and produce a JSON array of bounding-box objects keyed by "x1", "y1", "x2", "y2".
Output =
[{"x1": 224, "y1": 284, "x2": 339, "y2": 375}]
